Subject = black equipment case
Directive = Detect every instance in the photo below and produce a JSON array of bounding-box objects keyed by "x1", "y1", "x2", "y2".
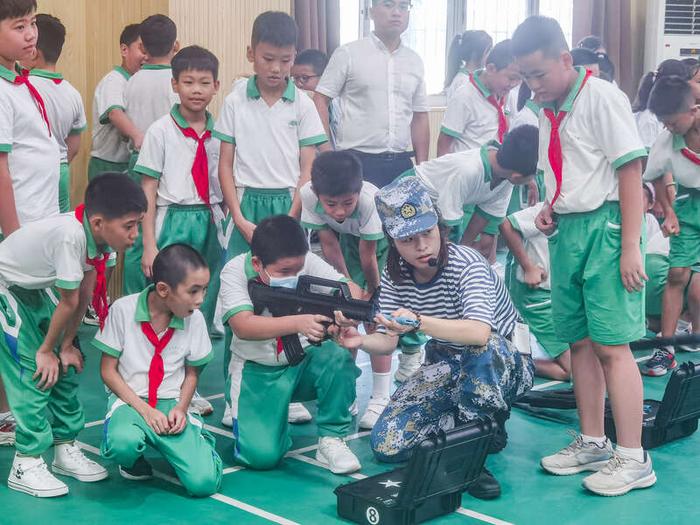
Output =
[
  {"x1": 334, "y1": 419, "x2": 494, "y2": 525},
  {"x1": 605, "y1": 361, "x2": 700, "y2": 449}
]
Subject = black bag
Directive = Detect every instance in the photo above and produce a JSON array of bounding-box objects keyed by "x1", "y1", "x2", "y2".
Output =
[
  {"x1": 605, "y1": 361, "x2": 700, "y2": 449},
  {"x1": 335, "y1": 419, "x2": 494, "y2": 525}
]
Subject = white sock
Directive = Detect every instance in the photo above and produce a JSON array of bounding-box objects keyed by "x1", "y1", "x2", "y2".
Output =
[
  {"x1": 580, "y1": 433, "x2": 607, "y2": 446},
  {"x1": 371, "y1": 372, "x2": 392, "y2": 400},
  {"x1": 616, "y1": 445, "x2": 645, "y2": 462}
]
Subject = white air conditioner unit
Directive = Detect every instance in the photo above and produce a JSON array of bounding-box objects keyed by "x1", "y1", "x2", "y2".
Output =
[{"x1": 645, "y1": 0, "x2": 700, "y2": 72}]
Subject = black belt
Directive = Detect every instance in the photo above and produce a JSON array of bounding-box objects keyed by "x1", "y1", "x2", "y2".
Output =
[{"x1": 348, "y1": 149, "x2": 415, "y2": 162}]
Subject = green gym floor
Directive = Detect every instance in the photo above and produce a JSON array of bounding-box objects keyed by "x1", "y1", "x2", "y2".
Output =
[{"x1": 0, "y1": 326, "x2": 697, "y2": 525}]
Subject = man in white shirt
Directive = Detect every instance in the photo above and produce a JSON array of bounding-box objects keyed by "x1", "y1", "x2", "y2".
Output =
[{"x1": 314, "y1": 0, "x2": 430, "y2": 188}]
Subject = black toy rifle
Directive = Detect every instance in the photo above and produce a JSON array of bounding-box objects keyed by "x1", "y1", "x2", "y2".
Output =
[{"x1": 248, "y1": 275, "x2": 380, "y2": 366}]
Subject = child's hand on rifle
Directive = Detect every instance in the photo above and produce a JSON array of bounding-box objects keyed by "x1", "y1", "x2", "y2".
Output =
[{"x1": 296, "y1": 314, "x2": 332, "y2": 342}]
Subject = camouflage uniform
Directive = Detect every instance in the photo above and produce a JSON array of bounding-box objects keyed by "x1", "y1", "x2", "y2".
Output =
[{"x1": 370, "y1": 334, "x2": 534, "y2": 462}]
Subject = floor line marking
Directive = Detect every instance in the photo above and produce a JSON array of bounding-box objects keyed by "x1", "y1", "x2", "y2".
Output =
[
  {"x1": 456, "y1": 507, "x2": 514, "y2": 525},
  {"x1": 203, "y1": 424, "x2": 235, "y2": 438},
  {"x1": 76, "y1": 441, "x2": 298, "y2": 525},
  {"x1": 204, "y1": 393, "x2": 225, "y2": 401},
  {"x1": 222, "y1": 466, "x2": 245, "y2": 475},
  {"x1": 84, "y1": 419, "x2": 105, "y2": 428}
]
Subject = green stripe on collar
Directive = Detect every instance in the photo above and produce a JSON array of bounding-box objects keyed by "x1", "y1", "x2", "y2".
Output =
[
  {"x1": 170, "y1": 104, "x2": 214, "y2": 131},
  {"x1": 142, "y1": 64, "x2": 171, "y2": 70},
  {"x1": 542, "y1": 67, "x2": 588, "y2": 114},
  {"x1": 479, "y1": 140, "x2": 500, "y2": 182},
  {"x1": 0, "y1": 64, "x2": 19, "y2": 82},
  {"x1": 471, "y1": 70, "x2": 491, "y2": 98},
  {"x1": 672, "y1": 133, "x2": 687, "y2": 151},
  {"x1": 247, "y1": 75, "x2": 296, "y2": 102},
  {"x1": 114, "y1": 66, "x2": 131, "y2": 80},
  {"x1": 29, "y1": 69, "x2": 63, "y2": 80},
  {"x1": 134, "y1": 284, "x2": 185, "y2": 329}
]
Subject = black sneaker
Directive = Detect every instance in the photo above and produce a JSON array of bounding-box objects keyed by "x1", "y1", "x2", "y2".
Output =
[
  {"x1": 118, "y1": 456, "x2": 153, "y2": 480},
  {"x1": 466, "y1": 467, "x2": 501, "y2": 500},
  {"x1": 488, "y1": 411, "x2": 509, "y2": 454},
  {"x1": 640, "y1": 348, "x2": 677, "y2": 377}
]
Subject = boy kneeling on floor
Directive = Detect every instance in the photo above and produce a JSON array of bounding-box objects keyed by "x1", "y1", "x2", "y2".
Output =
[
  {"x1": 96, "y1": 244, "x2": 222, "y2": 497},
  {"x1": 219, "y1": 215, "x2": 362, "y2": 474}
]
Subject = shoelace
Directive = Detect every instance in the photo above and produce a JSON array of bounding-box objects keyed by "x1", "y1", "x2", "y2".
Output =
[
  {"x1": 322, "y1": 437, "x2": 350, "y2": 453},
  {"x1": 62, "y1": 444, "x2": 94, "y2": 466},
  {"x1": 600, "y1": 454, "x2": 625, "y2": 475},
  {"x1": 647, "y1": 348, "x2": 671, "y2": 367},
  {"x1": 562, "y1": 430, "x2": 585, "y2": 454},
  {"x1": 17, "y1": 458, "x2": 49, "y2": 477}
]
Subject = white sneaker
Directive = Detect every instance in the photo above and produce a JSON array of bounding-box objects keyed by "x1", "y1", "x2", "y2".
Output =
[
  {"x1": 315, "y1": 437, "x2": 361, "y2": 474},
  {"x1": 358, "y1": 397, "x2": 389, "y2": 430},
  {"x1": 52, "y1": 442, "x2": 108, "y2": 482},
  {"x1": 189, "y1": 391, "x2": 214, "y2": 416},
  {"x1": 221, "y1": 403, "x2": 233, "y2": 428},
  {"x1": 582, "y1": 452, "x2": 656, "y2": 496},
  {"x1": 541, "y1": 433, "x2": 613, "y2": 475},
  {"x1": 0, "y1": 412, "x2": 16, "y2": 446},
  {"x1": 677, "y1": 326, "x2": 700, "y2": 352},
  {"x1": 394, "y1": 351, "x2": 423, "y2": 383},
  {"x1": 8, "y1": 454, "x2": 68, "y2": 497},
  {"x1": 82, "y1": 304, "x2": 100, "y2": 326},
  {"x1": 288, "y1": 402, "x2": 312, "y2": 424},
  {"x1": 349, "y1": 400, "x2": 359, "y2": 417}
]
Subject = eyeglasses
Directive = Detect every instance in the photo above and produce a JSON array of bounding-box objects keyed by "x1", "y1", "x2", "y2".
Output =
[
  {"x1": 292, "y1": 74, "x2": 319, "y2": 84},
  {"x1": 379, "y1": 1, "x2": 412, "y2": 12}
]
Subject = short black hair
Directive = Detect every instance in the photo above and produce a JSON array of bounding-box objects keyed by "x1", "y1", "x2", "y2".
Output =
[
  {"x1": 578, "y1": 35, "x2": 603, "y2": 52},
  {"x1": 295, "y1": 49, "x2": 328, "y2": 75},
  {"x1": 120, "y1": 23, "x2": 141, "y2": 46},
  {"x1": 35, "y1": 13, "x2": 65, "y2": 64},
  {"x1": 511, "y1": 16, "x2": 568, "y2": 58},
  {"x1": 251, "y1": 215, "x2": 308, "y2": 266},
  {"x1": 0, "y1": 0, "x2": 35, "y2": 22},
  {"x1": 570, "y1": 48, "x2": 599, "y2": 68},
  {"x1": 485, "y1": 39, "x2": 514, "y2": 70},
  {"x1": 152, "y1": 243, "x2": 208, "y2": 289},
  {"x1": 496, "y1": 125, "x2": 539, "y2": 176},
  {"x1": 84, "y1": 172, "x2": 147, "y2": 219},
  {"x1": 172, "y1": 45, "x2": 219, "y2": 81},
  {"x1": 251, "y1": 11, "x2": 297, "y2": 49},
  {"x1": 311, "y1": 151, "x2": 363, "y2": 197},
  {"x1": 648, "y1": 75, "x2": 695, "y2": 117},
  {"x1": 139, "y1": 14, "x2": 176, "y2": 58}
]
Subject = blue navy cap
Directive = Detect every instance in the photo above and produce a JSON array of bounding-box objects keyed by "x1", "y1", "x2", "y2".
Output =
[{"x1": 375, "y1": 176, "x2": 439, "y2": 239}]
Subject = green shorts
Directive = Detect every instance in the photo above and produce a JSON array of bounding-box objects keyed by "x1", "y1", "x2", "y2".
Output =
[
  {"x1": 88, "y1": 156, "x2": 129, "y2": 181},
  {"x1": 507, "y1": 172, "x2": 546, "y2": 216},
  {"x1": 127, "y1": 151, "x2": 141, "y2": 184},
  {"x1": 508, "y1": 279, "x2": 569, "y2": 359},
  {"x1": 447, "y1": 205, "x2": 502, "y2": 244},
  {"x1": 548, "y1": 202, "x2": 646, "y2": 346},
  {"x1": 227, "y1": 188, "x2": 292, "y2": 261},
  {"x1": 669, "y1": 186, "x2": 700, "y2": 268},
  {"x1": 59, "y1": 162, "x2": 71, "y2": 213},
  {"x1": 339, "y1": 234, "x2": 389, "y2": 290}
]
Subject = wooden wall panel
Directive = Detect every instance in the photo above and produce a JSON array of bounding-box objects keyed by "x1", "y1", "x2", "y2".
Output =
[{"x1": 169, "y1": 0, "x2": 292, "y2": 117}]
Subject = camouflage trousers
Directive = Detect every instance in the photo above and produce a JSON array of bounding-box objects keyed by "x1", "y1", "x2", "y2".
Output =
[{"x1": 370, "y1": 333, "x2": 534, "y2": 462}]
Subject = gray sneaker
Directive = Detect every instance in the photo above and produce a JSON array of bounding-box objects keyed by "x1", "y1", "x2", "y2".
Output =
[
  {"x1": 541, "y1": 432, "x2": 613, "y2": 475},
  {"x1": 582, "y1": 452, "x2": 656, "y2": 496}
]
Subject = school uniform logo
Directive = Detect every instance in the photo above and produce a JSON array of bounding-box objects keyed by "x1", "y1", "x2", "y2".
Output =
[{"x1": 288, "y1": 120, "x2": 299, "y2": 127}]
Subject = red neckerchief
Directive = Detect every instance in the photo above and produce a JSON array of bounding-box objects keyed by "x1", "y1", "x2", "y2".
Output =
[
  {"x1": 542, "y1": 69, "x2": 593, "y2": 208},
  {"x1": 470, "y1": 72, "x2": 508, "y2": 142},
  {"x1": 171, "y1": 116, "x2": 212, "y2": 210},
  {"x1": 140, "y1": 321, "x2": 176, "y2": 407},
  {"x1": 16, "y1": 68, "x2": 52, "y2": 136},
  {"x1": 681, "y1": 147, "x2": 700, "y2": 166},
  {"x1": 74, "y1": 204, "x2": 109, "y2": 329}
]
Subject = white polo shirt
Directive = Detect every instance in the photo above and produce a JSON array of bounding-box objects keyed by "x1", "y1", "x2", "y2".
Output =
[
  {"x1": 414, "y1": 143, "x2": 514, "y2": 226},
  {"x1": 644, "y1": 131, "x2": 700, "y2": 189},
  {"x1": 214, "y1": 77, "x2": 327, "y2": 190},
  {"x1": 29, "y1": 70, "x2": 87, "y2": 164},
  {"x1": 536, "y1": 68, "x2": 647, "y2": 214},
  {"x1": 91, "y1": 66, "x2": 131, "y2": 163},
  {"x1": 124, "y1": 65, "x2": 179, "y2": 150},
  {"x1": 508, "y1": 203, "x2": 551, "y2": 290},
  {"x1": 510, "y1": 99, "x2": 540, "y2": 130},
  {"x1": 646, "y1": 213, "x2": 669, "y2": 257},
  {"x1": 0, "y1": 212, "x2": 116, "y2": 290},
  {"x1": 219, "y1": 251, "x2": 345, "y2": 366},
  {"x1": 0, "y1": 64, "x2": 61, "y2": 227},
  {"x1": 635, "y1": 109, "x2": 664, "y2": 150},
  {"x1": 316, "y1": 32, "x2": 429, "y2": 154},
  {"x1": 134, "y1": 105, "x2": 223, "y2": 207},
  {"x1": 300, "y1": 181, "x2": 384, "y2": 240},
  {"x1": 440, "y1": 70, "x2": 507, "y2": 153},
  {"x1": 93, "y1": 286, "x2": 213, "y2": 400},
  {"x1": 446, "y1": 69, "x2": 470, "y2": 101}
]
